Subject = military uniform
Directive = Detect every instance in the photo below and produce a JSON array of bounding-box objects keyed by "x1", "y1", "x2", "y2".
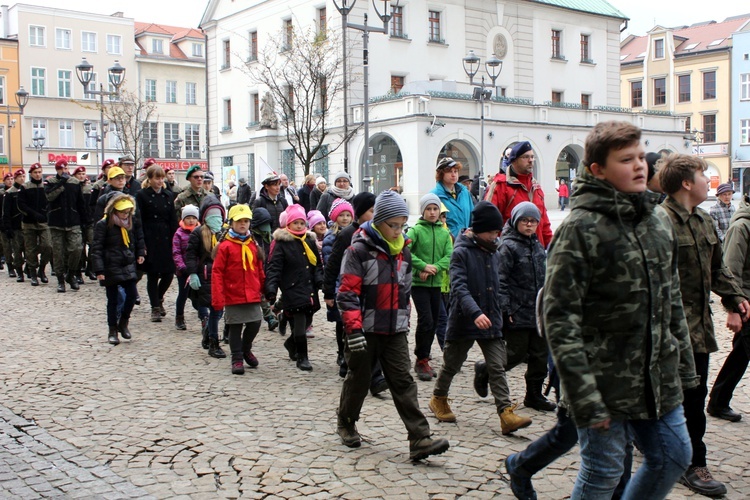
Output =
[
  {"x1": 45, "y1": 171, "x2": 88, "y2": 291},
  {"x1": 0, "y1": 183, "x2": 14, "y2": 275},
  {"x1": 2, "y1": 181, "x2": 26, "y2": 278},
  {"x1": 18, "y1": 175, "x2": 52, "y2": 282},
  {"x1": 174, "y1": 186, "x2": 206, "y2": 219}
]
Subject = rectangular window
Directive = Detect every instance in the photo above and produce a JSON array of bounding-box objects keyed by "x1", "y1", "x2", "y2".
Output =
[
  {"x1": 654, "y1": 39, "x2": 664, "y2": 59},
  {"x1": 703, "y1": 71, "x2": 716, "y2": 100},
  {"x1": 428, "y1": 11, "x2": 441, "y2": 43},
  {"x1": 142, "y1": 122, "x2": 159, "y2": 158},
  {"x1": 281, "y1": 149, "x2": 295, "y2": 180},
  {"x1": 107, "y1": 34, "x2": 121, "y2": 55},
  {"x1": 59, "y1": 120, "x2": 73, "y2": 148},
  {"x1": 0, "y1": 127, "x2": 4, "y2": 155},
  {"x1": 742, "y1": 73, "x2": 750, "y2": 100},
  {"x1": 164, "y1": 123, "x2": 180, "y2": 158},
  {"x1": 56, "y1": 28, "x2": 71, "y2": 50},
  {"x1": 631, "y1": 80, "x2": 643, "y2": 107},
  {"x1": 145, "y1": 79, "x2": 156, "y2": 101},
  {"x1": 84, "y1": 73, "x2": 98, "y2": 100},
  {"x1": 81, "y1": 31, "x2": 97, "y2": 52},
  {"x1": 703, "y1": 114, "x2": 716, "y2": 143},
  {"x1": 741, "y1": 119, "x2": 750, "y2": 145},
  {"x1": 29, "y1": 26, "x2": 45, "y2": 47},
  {"x1": 192, "y1": 43, "x2": 203, "y2": 58},
  {"x1": 57, "y1": 70, "x2": 71, "y2": 98},
  {"x1": 678, "y1": 75, "x2": 691, "y2": 102},
  {"x1": 580, "y1": 34, "x2": 591, "y2": 62},
  {"x1": 84, "y1": 122, "x2": 98, "y2": 148},
  {"x1": 108, "y1": 121, "x2": 122, "y2": 150},
  {"x1": 32, "y1": 119, "x2": 47, "y2": 145},
  {"x1": 391, "y1": 6, "x2": 404, "y2": 37},
  {"x1": 284, "y1": 19, "x2": 293, "y2": 50},
  {"x1": 185, "y1": 124, "x2": 200, "y2": 159},
  {"x1": 653, "y1": 78, "x2": 666, "y2": 105},
  {"x1": 223, "y1": 99, "x2": 232, "y2": 130},
  {"x1": 0, "y1": 76, "x2": 4, "y2": 105},
  {"x1": 222, "y1": 39, "x2": 231, "y2": 68},
  {"x1": 391, "y1": 75, "x2": 404, "y2": 94},
  {"x1": 314, "y1": 144, "x2": 329, "y2": 179},
  {"x1": 250, "y1": 92, "x2": 259, "y2": 124},
  {"x1": 551, "y1": 91, "x2": 563, "y2": 103},
  {"x1": 248, "y1": 31, "x2": 258, "y2": 61},
  {"x1": 186, "y1": 82, "x2": 197, "y2": 105},
  {"x1": 551, "y1": 30, "x2": 562, "y2": 58},
  {"x1": 318, "y1": 7, "x2": 327, "y2": 35},
  {"x1": 31, "y1": 67, "x2": 46, "y2": 96},
  {"x1": 152, "y1": 39, "x2": 164, "y2": 54},
  {"x1": 166, "y1": 81, "x2": 177, "y2": 103},
  {"x1": 685, "y1": 116, "x2": 692, "y2": 133},
  {"x1": 581, "y1": 93, "x2": 590, "y2": 109}
]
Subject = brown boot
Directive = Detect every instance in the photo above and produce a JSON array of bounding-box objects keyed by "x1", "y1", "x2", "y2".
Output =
[
  {"x1": 429, "y1": 395, "x2": 456, "y2": 422},
  {"x1": 150, "y1": 307, "x2": 162, "y2": 322},
  {"x1": 499, "y1": 404, "x2": 532, "y2": 435}
]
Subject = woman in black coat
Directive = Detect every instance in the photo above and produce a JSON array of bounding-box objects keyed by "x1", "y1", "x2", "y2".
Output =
[
  {"x1": 136, "y1": 166, "x2": 178, "y2": 322},
  {"x1": 91, "y1": 193, "x2": 145, "y2": 345}
]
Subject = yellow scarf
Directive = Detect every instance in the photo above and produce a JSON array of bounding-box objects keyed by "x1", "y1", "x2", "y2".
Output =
[
  {"x1": 121, "y1": 227, "x2": 130, "y2": 248},
  {"x1": 286, "y1": 229, "x2": 317, "y2": 266},
  {"x1": 226, "y1": 236, "x2": 255, "y2": 271}
]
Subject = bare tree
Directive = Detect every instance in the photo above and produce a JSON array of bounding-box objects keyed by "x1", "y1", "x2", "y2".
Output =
[
  {"x1": 101, "y1": 89, "x2": 158, "y2": 165},
  {"x1": 243, "y1": 25, "x2": 356, "y2": 176}
]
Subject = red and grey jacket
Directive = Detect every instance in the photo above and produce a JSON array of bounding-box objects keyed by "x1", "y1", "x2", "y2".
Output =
[{"x1": 337, "y1": 221, "x2": 412, "y2": 336}]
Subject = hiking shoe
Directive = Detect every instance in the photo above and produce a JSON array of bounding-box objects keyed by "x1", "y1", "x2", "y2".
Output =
[
  {"x1": 429, "y1": 395, "x2": 456, "y2": 423},
  {"x1": 499, "y1": 404, "x2": 532, "y2": 435},
  {"x1": 523, "y1": 393, "x2": 557, "y2": 412},
  {"x1": 266, "y1": 315, "x2": 278, "y2": 331},
  {"x1": 244, "y1": 351, "x2": 259, "y2": 368},
  {"x1": 150, "y1": 307, "x2": 162, "y2": 322},
  {"x1": 175, "y1": 315, "x2": 187, "y2": 330},
  {"x1": 296, "y1": 357, "x2": 313, "y2": 371},
  {"x1": 231, "y1": 360, "x2": 245, "y2": 375},
  {"x1": 505, "y1": 453, "x2": 537, "y2": 500},
  {"x1": 706, "y1": 404, "x2": 742, "y2": 422},
  {"x1": 474, "y1": 360, "x2": 489, "y2": 398},
  {"x1": 409, "y1": 436, "x2": 450, "y2": 461},
  {"x1": 679, "y1": 466, "x2": 727, "y2": 497},
  {"x1": 337, "y1": 419, "x2": 361, "y2": 448},
  {"x1": 414, "y1": 358, "x2": 433, "y2": 382}
]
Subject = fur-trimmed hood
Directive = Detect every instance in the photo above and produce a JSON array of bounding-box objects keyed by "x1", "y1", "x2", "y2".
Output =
[
  {"x1": 272, "y1": 227, "x2": 316, "y2": 242},
  {"x1": 103, "y1": 192, "x2": 137, "y2": 219}
]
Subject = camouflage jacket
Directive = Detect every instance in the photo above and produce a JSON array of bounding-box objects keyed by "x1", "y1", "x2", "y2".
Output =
[
  {"x1": 658, "y1": 197, "x2": 746, "y2": 354},
  {"x1": 723, "y1": 198, "x2": 750, "y2": 298},
  {"x1": 544, "y1": 172, "x2": 697, "y2": 428},
  {"x1": 174, "y1": 186, "x2": 206, "y2": 219}
]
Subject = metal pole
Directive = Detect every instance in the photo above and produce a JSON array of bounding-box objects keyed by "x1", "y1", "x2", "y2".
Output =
[
  {"x1": 362, "y1": 14, "x2": 369, "y2": 192},
  {"x1": 99, "y1": 86, "x2": 105, "y2": 173},
  {"x1": 341, "y1": 10, "x2": 349, "y2": 174},
  {"x1": 7, "y1": 110, "x2": 12, "y2": 170},
  {"x1": 479, "y1": 76, "x2": 485, "y2": 200}
]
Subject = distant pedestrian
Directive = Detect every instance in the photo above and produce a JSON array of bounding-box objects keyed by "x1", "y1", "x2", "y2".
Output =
[
  {"x1": 309, "y1": 176, "x2": 327, "y2": 213},
  {"x1": 317, "y1": 172, "x2": 354, "y2": 221},
  {"x1": 431, "y1": 157, "x2": 474, "y2": 238},
  {"x1": 2, "y1": 168, "x2": 27, "y2": 282},
  {"x1": 709, "y1": 182, "x2": 735, "y2": 242},
  {"x1": 298, "y1": 174, "x2": 316, "y2": 212},
  {"x1": 253, "y1": 174, "x2": 288, "y2": 230},
  {"x1": 17, "y1": 163, "x2": 51, "y2": 285},
  {"x1": 556, "y1": 180, "x2": 569, "y2": 211}
]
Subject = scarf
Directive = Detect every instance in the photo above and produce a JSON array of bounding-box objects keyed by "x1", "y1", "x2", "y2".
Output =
[
  {"x1": 328, "y1": 185, "x2": 354, "y2": 200},
  {"x1": 204, "y1": 214, "x2": 223, "y2": 233},
  {"x1": 179, "y1": 220, "x2": 199, "y2": 232},
  {"x1": 111, "y1": 213, "x2": 132, "y2": 248},
  {"x1": 226, "y1": 232, "x2": 256, "y2": 271},
  {"x1": 373, "y1": 225, "x2": 405, "y2": 255},
  {"x1": 285, "y1": 227, "x2": 317, "y2": 266}
]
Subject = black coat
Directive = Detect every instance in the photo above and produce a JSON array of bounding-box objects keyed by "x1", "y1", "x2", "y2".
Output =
[
  {"x1": 136, "y1": 187, "x2": 178, "y2": 273},
  {"x1": 185, "y1": 225, "x2": 219, "y2": 307},
  {"x1": 265, "y1": 229, "x2": 323, "y2": 312},
  {"x1": 309, "y1": 187, "x2": 324, "y2": 213},
  {"x1": 45, "y1": 174, "x2": 88, "y2": 228},
  {"x1": 252, "y1": 188, "x2": 288, "y2": 230},
  {"x1": 123, "y1": 176, "x2": 142, "y2": 197},
  {"x1": 2, "y1": 183, "x2": 23, "y2": 230},
  {"x1": 322, "y1": 222, "x2": 359, "y2": 299},
  {"x1": 498, "y1": 224, "x2": 546, "y2": 330},
  {"x1": 17, "y1": 180, "x2": 48, "y2": 224},
  {"x1": 297, "y1": 183, "x2": 313, "y2": 212},
  {"x1": 90, "y1": 219, "x2": 145, "y2": 287},
  {"x1": 237, "y1": 183, "x2": 252, "y2": 205}
]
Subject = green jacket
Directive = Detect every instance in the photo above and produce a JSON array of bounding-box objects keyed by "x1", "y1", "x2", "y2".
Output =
[
  {"x1": 723, "y1": 198, "x2": 750, "y2": 299},
  {"x1": 544, "y1": 171, "x2": 697, "y2": 428},
  {"x1": 406, "y1": 218, "x2": 453, "y2": 288},
  {"x1": 174, "y1": 186, "x2": 206, "y2": 218},
  {"x1": 658, "y1": 197, "x2": 746, "y2": 354}
]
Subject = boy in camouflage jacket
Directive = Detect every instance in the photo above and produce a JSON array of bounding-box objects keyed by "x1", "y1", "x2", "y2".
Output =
[{"x1": 544, "y1": 121, "x2": 697, "y2": 498}]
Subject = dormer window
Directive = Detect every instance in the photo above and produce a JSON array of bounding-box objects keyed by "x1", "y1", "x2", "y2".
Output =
[{"x1": 153, "y1": 39, "x2": 164, "y2": 54}]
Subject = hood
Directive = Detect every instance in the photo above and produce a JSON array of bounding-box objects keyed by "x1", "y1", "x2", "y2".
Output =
[
  {"x1": 199, "y1": 194, "x2": 225, "y2": 222},
  {"x1": 251, "y1": 206, "x2": 272, "y2": 227},
  {"x1": 103, "y1": 193, "x2": 137, "y2": 218},
  {"x1": 415, "y1": 218, "x2": 444, "y2": 228},
  {"x1": 272, "y1": 227, "x2": 316, "y2": 242},
  {"x1": 569, "y1": 170, "x2": 659, "y2": 222},
  {"x1": 731, "y1": 196, "x2": 750, "y2": 224},
  {"x1": 259, "y1": 186, "x2": 279, "y2": 201},
  {"x1": 500, "y1": 219, "x2": 539, "y2": 243},
  {"x1": 454, "y1": 229, "x2": 500, "y2": 252}
]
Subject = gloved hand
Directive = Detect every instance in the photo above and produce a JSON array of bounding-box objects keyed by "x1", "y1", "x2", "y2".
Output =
[
  {"x1": 347, "y1": 332, "x2": 367, "y2": 352},
  {"x1": 189, "y1": 273, "x2": 201, "y2": 290}
]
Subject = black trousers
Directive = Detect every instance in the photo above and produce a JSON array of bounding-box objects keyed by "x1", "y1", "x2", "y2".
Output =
[
  {"x1": 683, "y1": 352, "x2": 709, "y2": 467},
  {"x1": 709, "y1": 326, "x2": 750, "y2": 408},
  {"x1": 105, "y1": 280, "x2": 137, "y2": 327},
  {"x1": 504, "y1": 326, "x2": 549, "y2": 387},
  {"x1": 146, "y1": 271, "x2": 173, "y2": 308},
  {"x1": 411, "y1": 287, "x2": 441, "y2": 360}
]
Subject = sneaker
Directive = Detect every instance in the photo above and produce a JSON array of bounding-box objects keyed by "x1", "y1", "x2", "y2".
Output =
[
  {"x1": 679, "y1": 466, "x2": 727, "y2": 497},
  {"x1": 429, "y1": 395, "x2": 456, "y2": 422},
  {"x1": 231, "y1": 360, "x2": 245, "y2": 375},
  {"x1": 266, "y1": 316, "x2": 278, "y2": 331},
  {"x1": 706, "y1": 404, "x2": 742, "y2": 422},
  {"x1": 306, "y1": 325, "x2": 315, "y2": 338},
  {"x1": 414, "y1": 358, "x2": 434, "y2": 382},
  {"x1": 473, "y1": 360, "x2": 489, "y2": 398},
  {"x1": 337, "y1": 418, "x2": 362, "y2": 448},
  {"x1": 499, "y1": 404, "x2": 533, "y2": 435},
  {"x1": 505, "y1": 453, "x2": 537, "y2": 500},
  {"x1": 409, "y1": 436, "x2": 450, "y2": 461},
  {"x1": 244, "y1": 351, "x2": 259, "y2": 368}
]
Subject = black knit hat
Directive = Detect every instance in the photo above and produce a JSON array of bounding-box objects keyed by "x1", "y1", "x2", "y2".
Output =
[
  {"x1": 472, "y1": 201, "x2": 503, "y2": 233},
  {"x1": 352, "y1": 192, "x2": 376, "y2": 219}
]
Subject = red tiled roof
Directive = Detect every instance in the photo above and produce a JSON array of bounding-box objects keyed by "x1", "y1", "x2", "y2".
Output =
[
  {"x1": 134, "y1": 21, "x2": 203, "y2": 60},
  {"x1": 621, "y1": 15, "x2": 750, "y2": 64}
]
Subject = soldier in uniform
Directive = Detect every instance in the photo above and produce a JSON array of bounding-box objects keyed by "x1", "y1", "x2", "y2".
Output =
[
  {"x1": 174, "y1": 165, "x2": 206, "y2": 218},
  {"x1": 18, "y1": 163, "x2": 51, "y2": 286},
  {"x1": 2, "y1": 168, "x2": 27, "y2": 281},
  {"x1": 0, "y1": 173, "x2": 12, "y2": 275},
  {"x1": 164, "y1": 167, "x2": 183, "y2": 195},
  {"x1": 46, "y1": 159, "x2": 88, "y2": 293},
  {"x1": 74, "y1": 166, "x2": 95, "y2": 282}
]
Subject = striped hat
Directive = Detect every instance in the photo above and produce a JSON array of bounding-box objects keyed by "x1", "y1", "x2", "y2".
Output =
[{"x1": 373, "y1": 190, "x2": 409, "y2": 224}]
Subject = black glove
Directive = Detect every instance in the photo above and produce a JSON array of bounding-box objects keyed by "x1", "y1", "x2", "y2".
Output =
[{"x1": 266, "y1": 293, "x2": 276, "y2": 304}]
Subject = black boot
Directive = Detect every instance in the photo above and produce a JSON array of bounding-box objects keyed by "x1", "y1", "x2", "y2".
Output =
[
  {"x1": 24, "y1": 264, "x2": 30, "y2": 278},
  {"x1": 283, "y1": 335, "x2": 297, "y2": 360},
  {"x1": 7, "y1": 268, "x2": 16, "y2": 278},
  {"x1": 39, "y1": 268, "x2": 48, "y2": 283},
  {"x1": 295, "y1": 337, "x2": 312, "y2": 371},
  {"x1": 523, "y1": 382, "x2": 557, "y2": 412},
  {"x1": 75, "y1": 272, "x2": 84, "y2": 285},
  {"x1": 66, "y1": 271, "x2": 79, "y2": 290},
  {"x1": 108, "y1": 326, "x2": 120, "y2": 345},
  {"x1": 208, "y1": 338, "x2": 226, "y2": 358},
  {"x1": 201, "y1": 317, "x2": 210, "y2": 349},
  {"x1": 29, "y1": 269, "x2": 39, "y2": 286},
  {"x1": 15, "y1": 268, "x2": 24, "y2": 283},
  {"x1": 278, "y1": 314, "x2": 288, "y2": 336},
  {"x1": 118, "y1": 318, "x2": 132, "y2": 340},
  {"x1": 56, "y1": 276, "x2": 66, "y2": 293}
]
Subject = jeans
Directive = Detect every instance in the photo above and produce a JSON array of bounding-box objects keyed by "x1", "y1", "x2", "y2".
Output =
[
  {"x1": 198, "y1": 306, "x2": 223, "y2": 340},
  {"x1": 175, "y1": 274, "x2": 189, "y2": 316},
  {"x1": 435, "y1": 294, "x2": 448, "y2": 351},
  {"x1": 411, "y1": 287, "x2": 442, "y2": 360},
  {"x1": 572, "y1": 405, "x2": 691, "y2": 499},
  {"x1": 709, "y1": 324, "x2": 750, "y2": 408}
]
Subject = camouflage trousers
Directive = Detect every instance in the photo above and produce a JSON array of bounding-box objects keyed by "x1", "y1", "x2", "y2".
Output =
[
  {"x1": 78, "y1": 224, "x2": 94, "y2": 271},
  {"x1": 1, "y1": 230, "x2": 25, "y2": 272},
  {"x1": 22, "y1": 222, "x2": 52, "y2": 272},
  {"x1": 49, "y1": 226, "x2": 82, "y2": 277}
]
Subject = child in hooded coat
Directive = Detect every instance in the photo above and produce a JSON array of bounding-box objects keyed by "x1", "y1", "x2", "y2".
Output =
[{"x1": 172, "y1": 205, "x2": 200, "y2": 330}]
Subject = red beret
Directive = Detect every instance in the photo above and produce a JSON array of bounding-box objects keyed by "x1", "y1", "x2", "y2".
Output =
[
  {"x1": 3, "y1": 173, "x2": 12, "y2": 181},
  {"x1": 143, "y1": 158, "x2": 157, "y2": 168},
  {"x1": 29, "y1": 163, "x2": 42, "y2": 172},
  {"x1": 13, "y1": 169, "x2": 25, "y2": 178},
  {"x1": 164, "y1": 167, "x2": 174, "y2": 173},
  {"x1": 55, "y1": 159, "x2": 68, "y2": 170},
  {"x1": 101, "y1": 159, "x2": 115, "y2": 169},
  {"x1": 73, "y1": 166, "x2": 86, "y2": 175}
]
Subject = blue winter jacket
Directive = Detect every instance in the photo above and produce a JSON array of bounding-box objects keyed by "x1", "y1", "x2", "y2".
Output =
[{"x1": 431, "y1": 181, "x2": 474, "y2": 238}]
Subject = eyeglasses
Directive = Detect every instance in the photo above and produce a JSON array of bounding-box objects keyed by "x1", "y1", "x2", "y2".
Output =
[
  {"x1": 518, "y1": 217, "x2": 539, "y2": 225},
  {"x1": 519, "y1": 155, "x2": 535, "y2": 161},
  {"x1": 385, "y1": 222, "x2": 407, "y2": 231},
  {"x1": 191, "y1": 175, "x2": 204, "y2": 180}
]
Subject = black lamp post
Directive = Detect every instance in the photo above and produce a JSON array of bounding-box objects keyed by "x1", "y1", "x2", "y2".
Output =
[
  {"x1": 4, "y1": 87, "x2": 30, "y2": 169},
  {"x1": 31, "y1": 134, "x2": 45, "y2": 162}
]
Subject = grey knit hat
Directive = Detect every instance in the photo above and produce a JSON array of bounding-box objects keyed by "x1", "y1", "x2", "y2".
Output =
[
  {"x1": 181, "y1": 204, "x2": 200, "y2": 221},
  {"x1": 333, "y1": 171, "x2": 351, "y2": 183},
  {"x1": 419, "y1": 193, "x2": 441, "y2": 216},
  {"x1": 373, "y1": 190, "x2": 409, "y2": 224},
  {"x1": 510, "y1": 201, "x2": 541, "y2": 229}
]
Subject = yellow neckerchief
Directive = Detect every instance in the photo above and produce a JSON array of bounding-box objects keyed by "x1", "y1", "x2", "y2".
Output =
[
  {"x1": 121, "y1": 227, "x2": 130, "y2": 248},
  {"x1": 211, "y1": 233, "x2": 218, "y2": 249},
  {"x1": 225, "y1": 235, "x2": 255, "y2": 271},
  {"x1": 285, "y1": 228, "x2": 317, "y2": 266},
  {"x1": 373, "y1": 225, "x2": 405, "y2": 255}
]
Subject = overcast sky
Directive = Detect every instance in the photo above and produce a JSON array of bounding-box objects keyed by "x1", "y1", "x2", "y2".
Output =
[{"x1": 16, "y1": 0, "x2": 744, "y2": 36}]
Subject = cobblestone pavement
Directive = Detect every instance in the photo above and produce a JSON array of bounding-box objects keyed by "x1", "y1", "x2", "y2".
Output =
[{"x1": 1, "y1": 226, "x2": 749, "y2": 498}]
